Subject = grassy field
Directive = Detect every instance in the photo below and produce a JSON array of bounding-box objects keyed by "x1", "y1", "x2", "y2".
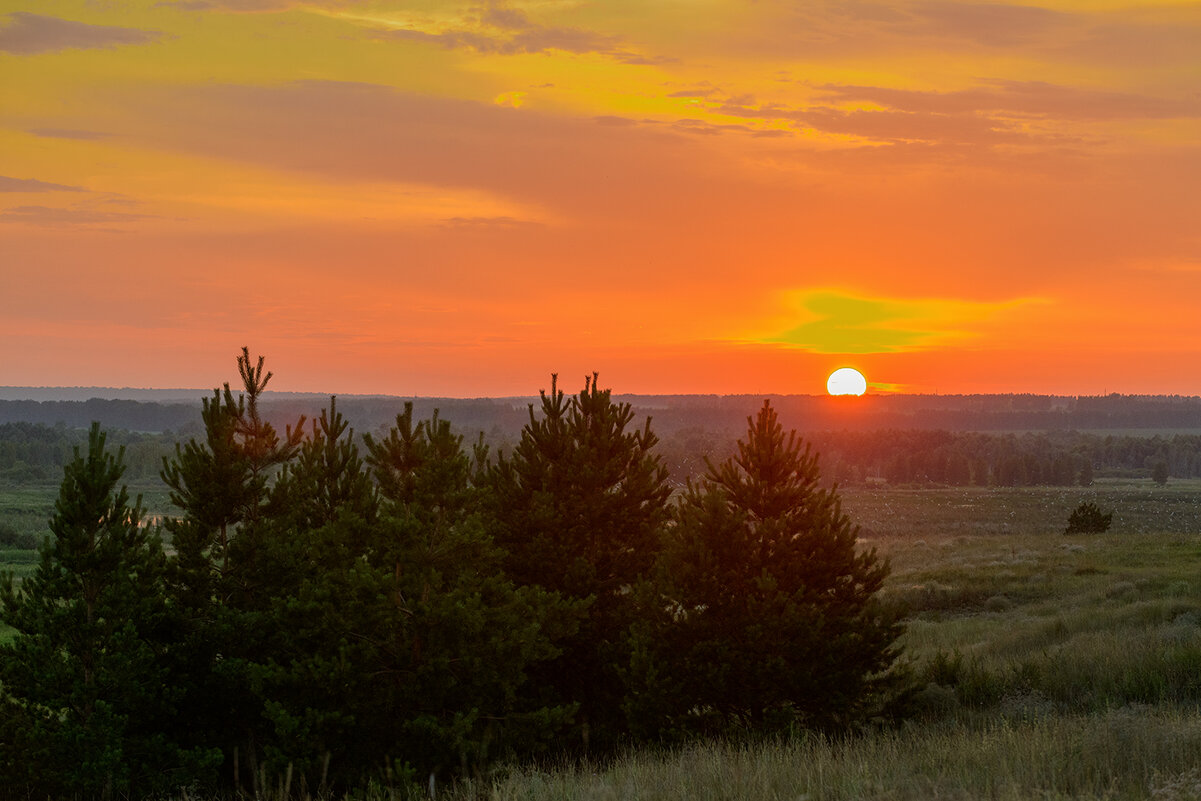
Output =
[
  {"x1": 840, "y1": 478, "x2": 1201, "y2": 538},
  {"x1": 0, "y1": 480, "x2": 175, "y2": 538},
  {"x1": 1, "y1": 482, "x2": 1199, "y2": 799},
  {"x1": 455, "y1": 482, "x2": 1201, "y2": 801}
]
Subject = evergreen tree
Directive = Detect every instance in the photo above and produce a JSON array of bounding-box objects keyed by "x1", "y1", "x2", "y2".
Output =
[
  {"x1": 487, "y1": 374, "x2": 671, "y2": 749},
  {"x1": 233, "y1": 401, "x2": 572, "y2": 789},
  {"x1": 629, "y1": 401, "x2": 902, "y2": 738},
  {"x1": 1065, "y1": 501, "x2": 1112, "y2": 534},
  {"x1": 0, "y1": 423, "x2": 219, "y2": 798},
  {"x1": 158, "y1": 348, "x2": 304, "y2": 788}
]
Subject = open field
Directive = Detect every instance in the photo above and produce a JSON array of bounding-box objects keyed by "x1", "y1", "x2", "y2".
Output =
[
  {"x1": 2, "y1": 483, "x2": 1200, "y2": 798},
  {"x1": 0, "y1": 481, "x2": 175, "y2": 537},
  {"x1": 841, "y1": 480, "x2": 1201, "y2": 538},
  {"x1": 453, "y1": 485, "x2": 1201, "y2": 801}
]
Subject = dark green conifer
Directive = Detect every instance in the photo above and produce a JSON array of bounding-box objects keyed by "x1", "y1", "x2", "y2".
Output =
[
  {"x1": 629, "y1": 400, "x2": 902, "y2": 738},
  {"x1": 487, "y1": 374, "x2": 671, "y2": 749},
  {"x1": 158, "y1": 348, "x2": 304, "y2": 788},
  {"x1": 0, "y1": 423, "x2": 219, "y2": 797},
  {"x1": 237, "y1": 401, "x2": 571, "y2": 788}
]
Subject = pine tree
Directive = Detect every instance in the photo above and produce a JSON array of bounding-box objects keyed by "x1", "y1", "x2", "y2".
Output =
[
  {"x1": 487, "y1": 374, "x2": 671, "y2": 749},
  {"x1": 629, "y1": 400, "x2": 902, "y2": 738},
  {"x1": 0, "y1": 423, "x2": 219, "y2": 797},
  {"x1": 158, "y1": 348, "x2": 304, "y2": 788},
  {"x1": 239, "y1": 401, "x2": 571, "y2": 787}
]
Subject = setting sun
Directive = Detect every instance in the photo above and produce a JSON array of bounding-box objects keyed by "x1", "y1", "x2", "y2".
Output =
[{"x1": 827, "y1": 367, "x2": 867, "y2": 396}]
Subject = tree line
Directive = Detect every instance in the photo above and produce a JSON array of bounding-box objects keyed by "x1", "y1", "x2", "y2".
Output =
[
  {"x1": 804, "y1": 429, "x2": 1197, "y2": 488},
  {"x1": 0, "y1": 351, "x2": 902, "y2": 799},
  {"x1": 8, "y1": 391, "x2": 1201, "y2": 437},
  {"x1": 4, "y1": 419, "x2": 1200, "y2": 496}
]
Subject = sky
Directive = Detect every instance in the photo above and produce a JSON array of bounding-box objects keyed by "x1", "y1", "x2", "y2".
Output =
[{"x1": 2, "y1": 0, "x2": 1200, "y2": 397}]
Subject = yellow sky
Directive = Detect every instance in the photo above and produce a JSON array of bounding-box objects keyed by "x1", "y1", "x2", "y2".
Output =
[{"x1": 2, "y1": 0, "x2": 1199, "y2": 395}]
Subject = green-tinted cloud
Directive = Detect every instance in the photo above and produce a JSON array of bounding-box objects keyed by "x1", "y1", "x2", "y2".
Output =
[{"x1": 764, "y1": 290, "x2": 1034, "y2": 354}]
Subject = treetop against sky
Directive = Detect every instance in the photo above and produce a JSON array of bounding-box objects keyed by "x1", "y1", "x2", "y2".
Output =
[{"x1": 1, "y1": 1, "x2": 1199, "y2": 396}]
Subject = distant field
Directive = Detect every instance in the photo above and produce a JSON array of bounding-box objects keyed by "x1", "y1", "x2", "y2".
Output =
[
  {"x1": 841, "y1": 480, "x2": 1201, "y2": 539},
  {"x1": 0, "y1": 481, "x2": 174, "y2": 538}
]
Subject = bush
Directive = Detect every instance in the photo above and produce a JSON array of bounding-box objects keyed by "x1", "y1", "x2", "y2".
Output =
[
  {"x1": 1065, "y1": 502, "x2": 1113, "y2": 534},
  {"x1": 0, "y1": 523, "x2": 38, "y2": 550}
]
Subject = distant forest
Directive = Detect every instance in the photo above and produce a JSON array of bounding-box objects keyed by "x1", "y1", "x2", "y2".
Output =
[{"x1": 2, "y1": 391, "x2": 1201, "y2": 488}]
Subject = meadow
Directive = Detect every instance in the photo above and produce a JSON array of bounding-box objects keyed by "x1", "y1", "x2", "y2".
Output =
[
  {"x1": 452, "y1": 481, "x2": 1201, "y2": 801},
  {"x1": 2, "y1": 479, "x2": 1200, "y2": 798}
]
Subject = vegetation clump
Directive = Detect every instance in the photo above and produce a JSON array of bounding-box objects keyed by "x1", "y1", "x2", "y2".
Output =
[
  {"x1": 1065, "y1": 501, "x2": 1113, "y2": 534},
  {"x1": 0, "y1": 353, "x2": 900, "y2": 797},
  {"x1": 627, "y1": 400, "x2": 903, "y2": 738}
]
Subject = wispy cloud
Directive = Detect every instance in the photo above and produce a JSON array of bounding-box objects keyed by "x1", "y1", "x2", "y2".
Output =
[
  {"x1": 112, "y1": 79, "x2": 724, "y2": 220},
  {"x1": 164, "y1": 0, "x2": 295, "y2": 10},
  {"x1": 0, "y1": 176, "x2": 86, "y2": 193},
  {"x1": 817, "y1": 80, "x2": 1201, "y2": 121},
  {"x1": 0, "y1": 12, "x2": 165, "y2": 55},
  {"x1": 366, "y1": 1, "x2": 660, "y2": 62},
  {"x1": 0, "y1": 205, "x2": 150, "y2": 228}
]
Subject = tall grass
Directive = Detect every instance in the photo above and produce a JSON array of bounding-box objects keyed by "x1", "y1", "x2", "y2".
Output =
[{"x1": 463, "y1": 708, "x2": 1201, "y2": 801}]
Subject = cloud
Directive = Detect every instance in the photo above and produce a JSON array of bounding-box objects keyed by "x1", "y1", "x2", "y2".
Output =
[
  {"x1": 0, "y1": 12, "x2": 164, "y2": 55},
  {"x1": 904, "y1": 1, "x2": 1069, "y2": 48},
  {"x1": 762, "y1": 290, "x2": 1035, "y2": 354},
  {"x1": 0, "y1": 176, "x2": 85, "y2": 193},
  {"x1": 161, "y1": 0, "x2": 333, "y2": 10},
  {"x1": 795, "y1": 107, "x2": 1034, "y2": 145},
  {"x1": 377, "y1": 23, "x2": 615, "y2": 57},
  {"x1": 368, "y1": 2, "x2": 654, "y2": 62},
  {"x1": 723, "y1": 1, "x2": 1201, "y2": 73},
  {"x1": 114, "y1": 80, "x2": 722, "y2": 221},
  {"x1": 708, "y1": 96, "x2": 1059, "y2": 147},
  {"x1": 685, "y1": 78, "x2": 1163, "y2": 148},
  {"x1": 0, "y1": 205, "x2": 150, "y2": 228},
  {"x1": 493, "y1": 91, "x2": 526, "y2": 108},
  {"x1": 818, "y1": 80, "x2": 1201, "y2": 121}
]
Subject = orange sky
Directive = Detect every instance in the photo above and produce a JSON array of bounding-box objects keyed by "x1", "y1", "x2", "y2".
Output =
[{"x1": 2, "y1": 1, "x2": 1200, "y2": 396}]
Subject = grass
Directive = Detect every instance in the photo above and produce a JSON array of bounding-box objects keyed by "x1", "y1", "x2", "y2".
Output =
[
  {"x1": 470, "y1": 709, "x2": 1201, "y2": 801},
  {"x1": 444, "y1": 485, "x2": 1201, "y2": 801},
  {"x1": 0, "y1": 480, "x2": 175, "y2": 538},
  {"x1": 839, "y1": 480, "x2": 1201, "y2": 538}
]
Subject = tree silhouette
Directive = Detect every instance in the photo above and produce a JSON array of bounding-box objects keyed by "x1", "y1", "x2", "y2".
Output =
[
  {"x1": 1065, "y1": 501, "x2": 1113, "y2": 534},
  {"x1": 0, "y1": 423, "x2": 218, "y2": 797},
  {"x1": 629, "y1": 400, "x2": 902, "y2": 737},
  {"x1": 487, "y1": 374, "x2": 671, "y2": 749}
]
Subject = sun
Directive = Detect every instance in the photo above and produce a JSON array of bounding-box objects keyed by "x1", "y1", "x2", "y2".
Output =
[{"x1": 827, "y1": 367, "x2": 867, "y2": 396}]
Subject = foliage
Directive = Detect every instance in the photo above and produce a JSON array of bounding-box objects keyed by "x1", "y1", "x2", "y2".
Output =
[
  {"x1": 0, "y1": 423, "x2": 219, "y2": 797},
  {"x1": 1065, "y1": 501, "x2": 1113, "y2": 534},
  {"x1": 238, "y1": 400, "x2": 571, "y2": 788},
  {"x1": 1153, "y1": 460, "x2": 1170, "y2": 485},
  {"x1": 486, "y1": 374, "x2": 671, "y2": 749},
  {"x1": 629, "y1": 401, "x2": 903, "y2": 739},
  {"x1": 0, "y1": 522, "x2": 37, "y2": 550},
  {"x1": 155, "y1": 349, "x2": 307, "y2": 789}
]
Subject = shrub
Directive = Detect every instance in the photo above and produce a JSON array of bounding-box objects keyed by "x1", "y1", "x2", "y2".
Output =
[
  {"x1": 1065, "y1": 502, "x2": 1113, "y2": 534},
  {"x1": 0, "y1": 523, "x2": 38, "y2": 550}
]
